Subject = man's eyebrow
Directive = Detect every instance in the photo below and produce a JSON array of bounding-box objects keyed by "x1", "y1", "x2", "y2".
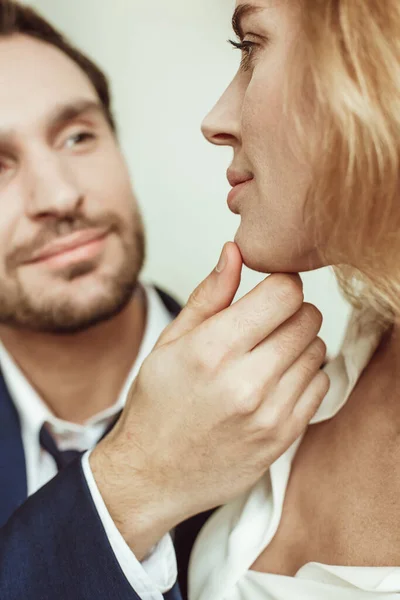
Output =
[
  {"x1": 48, "y1": 99, "x2": 106, "y2": 133},
  {"x1": 232, "y1": 3, "x2": 264, "y2": 38},
  {"x1": 0, "y1": 100, "x2": 106, "y2": 150}
]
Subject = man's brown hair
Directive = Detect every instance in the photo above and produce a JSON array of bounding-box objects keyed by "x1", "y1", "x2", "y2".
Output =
[{"x1": 0, "y1": 0, "x2": 116, "y2": 131}]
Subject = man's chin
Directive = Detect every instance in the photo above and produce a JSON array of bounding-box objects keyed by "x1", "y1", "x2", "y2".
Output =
[
  {"x1": 17, "y1": 289, "x2": 133, "y2": 335},
  {"x1": 1, "y1": 271, "x2": 138, "y2": 334}
]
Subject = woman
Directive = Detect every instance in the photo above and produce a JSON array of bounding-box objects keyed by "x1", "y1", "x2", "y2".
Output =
[{"x1": 189, "y1": 0, "x2": 400, "y2": 598}]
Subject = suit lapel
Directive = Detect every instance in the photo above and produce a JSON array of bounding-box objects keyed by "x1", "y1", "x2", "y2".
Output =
[{"x1": 0, "y1": 369, "x2": 27, "y2": 527}]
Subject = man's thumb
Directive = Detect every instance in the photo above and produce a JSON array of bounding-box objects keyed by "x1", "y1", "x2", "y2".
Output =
[{"x1": 157, "y1": 242, "x2": 242, "y2": 346}]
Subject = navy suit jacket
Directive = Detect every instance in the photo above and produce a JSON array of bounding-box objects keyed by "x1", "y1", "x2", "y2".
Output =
[
  {"x1": 0, "y1": 287, "x2": 184, "y2": 600},
  {"x1": 174, "y1": 510, "x2": 216, "y2": 600}
]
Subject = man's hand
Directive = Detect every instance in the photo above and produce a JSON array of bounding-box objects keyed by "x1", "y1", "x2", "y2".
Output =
[{"x1": 91, "y1": 242, "x2": 329, "y2": 558}]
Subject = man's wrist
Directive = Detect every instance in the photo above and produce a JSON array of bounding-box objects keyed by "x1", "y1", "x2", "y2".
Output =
[{"x1": 90, "y1": 437, "x2": 174, "y2": 560}]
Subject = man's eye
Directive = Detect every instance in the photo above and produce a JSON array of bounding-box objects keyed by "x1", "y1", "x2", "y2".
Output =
[
  {"x1": 0, "y1": 161, "x2": 11, "y2": 177},
  {"x1": 64, "y1": 132, "x2": 95, "y2": 149},
  {"x1": 228, "y1": 39, "x2": 257, "y2": 71},
  {"x1": 0, "y1": 159, "x2": 16, "y2": 185}
]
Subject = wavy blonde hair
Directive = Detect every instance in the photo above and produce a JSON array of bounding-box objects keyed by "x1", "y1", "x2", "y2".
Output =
[{"x1": 289, "y1": 0, "x2": 400, "y2": 323}]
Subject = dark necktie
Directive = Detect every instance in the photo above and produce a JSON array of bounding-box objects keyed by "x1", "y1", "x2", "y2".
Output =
[{"x1": 39, "y1": 410, "x2": 122, "y2": 471}]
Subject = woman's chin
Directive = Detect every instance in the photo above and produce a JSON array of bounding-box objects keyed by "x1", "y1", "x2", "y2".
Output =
[{"x1": 234, "y1": 231, "x2": 323, "y2": 274}]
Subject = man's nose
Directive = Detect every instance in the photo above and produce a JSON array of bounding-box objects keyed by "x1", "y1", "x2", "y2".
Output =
[
  {"x1": 201, "y1": 79, "x2": 242, "y2": 148},
  {"x1": 24, "y1": 150, "x2": 84, "y2": 219}
]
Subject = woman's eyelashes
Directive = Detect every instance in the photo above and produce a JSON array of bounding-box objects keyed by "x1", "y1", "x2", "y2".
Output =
[{"x1": 229, "y1": 39, "x2": 258, "y2": 71}]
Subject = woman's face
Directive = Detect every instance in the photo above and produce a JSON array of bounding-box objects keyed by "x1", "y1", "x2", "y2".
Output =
[{"x1": 202, "y1": 0, "x2": 323, "y2": 274}]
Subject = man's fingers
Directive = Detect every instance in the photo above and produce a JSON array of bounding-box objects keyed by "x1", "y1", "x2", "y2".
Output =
[
  {"x1": 270, "y1": 337, "x2": 327, "y2": 413},
  {"x1": 291, "y1": 370, "x2": 331, "y2": 431},
  {"x1": 240, "y1": 335, "x2": 326, "y2": 418},
  {"x1": 157, "y1": 242, "x2": 242, "y2": 347},
  {"x1": 250, "y1": 303, "x2": 323, "y2": 376},
  {"x1": 197, "y1": 273, "x2": 304, "y2": 357}
]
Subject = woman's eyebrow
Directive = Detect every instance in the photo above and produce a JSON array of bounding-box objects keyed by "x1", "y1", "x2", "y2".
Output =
[{"x1": 232, "y1": 3, "x2": 263, "y2": 38}]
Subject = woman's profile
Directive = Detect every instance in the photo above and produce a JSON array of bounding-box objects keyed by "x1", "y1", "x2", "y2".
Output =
[{"x1": 189, "y1": 0, "x2": 400, "y2": 598}]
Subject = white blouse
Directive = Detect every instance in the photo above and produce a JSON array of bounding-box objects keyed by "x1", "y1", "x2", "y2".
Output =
[{"x1": 189, "y1": 309, "x2": 400, "y2": 599}]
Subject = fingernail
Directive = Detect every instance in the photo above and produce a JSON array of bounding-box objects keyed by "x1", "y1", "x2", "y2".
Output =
[{"x1": 215, "y1": 244, "x2": 228, "y2": 273}]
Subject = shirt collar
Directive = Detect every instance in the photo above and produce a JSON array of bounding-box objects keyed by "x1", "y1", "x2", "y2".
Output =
[
  {"x1": 0, "y1": 283, "x2": 173, "y2": 441},
  {"x1": 311, "y1": 306, "x2": 388, "y2": 424}
]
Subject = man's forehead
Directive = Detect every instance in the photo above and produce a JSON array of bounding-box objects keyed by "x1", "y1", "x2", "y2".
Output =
[{"x1": 0, "y1": 34, "x2": 98, "y2": 132}]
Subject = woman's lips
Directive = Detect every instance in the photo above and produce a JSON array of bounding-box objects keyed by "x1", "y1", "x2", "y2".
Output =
[{"x1": 227, "y1": 179, "x2": 253, "y2": 213}]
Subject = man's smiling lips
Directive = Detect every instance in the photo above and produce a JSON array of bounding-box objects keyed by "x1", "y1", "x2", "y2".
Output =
[
  {"x1": 23, "y1": 228, "x2": 110, "y2": 270},
  {"x1": 227, "y1": 169, "x2": 254, "y2": 213}
]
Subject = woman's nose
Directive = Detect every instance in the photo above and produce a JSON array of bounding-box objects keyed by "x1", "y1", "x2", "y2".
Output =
[{"x1": 201, "y1": 79, "x2": 242, "y2": 148}]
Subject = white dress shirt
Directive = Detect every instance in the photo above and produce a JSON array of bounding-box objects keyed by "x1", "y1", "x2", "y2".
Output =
[
  {"x1": 0, "y1": 284, "x2": 177, "y2": 600},
  {"x1": 189, "y1": 308, "x2": 400, "y2": 600}
]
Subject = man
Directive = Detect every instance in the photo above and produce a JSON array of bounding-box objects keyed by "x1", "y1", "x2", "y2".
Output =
[{"x1": 0, "y1": 2, "x2": 328, "y2": 599}]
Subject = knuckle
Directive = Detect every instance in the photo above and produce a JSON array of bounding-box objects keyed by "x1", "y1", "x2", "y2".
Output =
[
  {"x1": 262, "y1": 406, "x2": 282, "y2": 434},
  {"x1": 304, "y1": 374, "x2": 330, "y2": 425},
  {"x1": 316, "y1": 371, "x2": 331, "y2": 395},
  {"x1": 270, "y1": 274, "x2": 304, "y2": 310},
  {"x1": 231, "y1": 379, "x2": 263, "y2": 415},
  {"x1": 307, "y1": 338, "x2": 327, "y2": 363},
  {"x1": 187, "y1": 283, "x2": 209, "y2": 312},
  {"x1": 300, "y1": 303, "x2": 323, "y2": 329},
  {"x1": 299, "y1": 361, "x2": 318, "y2": 382},
  {"x1": 270, "y1": 327, "x2": 297, "y2": 359},
  {"x1": 273, "y1": 335, "x2": 293, "y2": 359},
  {"x1": 293, "y1": 371, "x2": 330, "y2": 435},
  {"x1": 310, "y1": 371, "x2": 330, "y2": 400},
  {"x1": 232, "y1": 313, "x2": 260, "y2": 339},
  {"x1": 273, "y1": 322, "x2": 304, "y2": 356},
  {"x1": 194, "y1": 352, "x2": 213, "y2": 374},
  {"x1": 273, "y1": 306, "x2": 323, "y2": 358}
]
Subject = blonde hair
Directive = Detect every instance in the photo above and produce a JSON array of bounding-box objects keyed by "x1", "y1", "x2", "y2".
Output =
[{"x1": 290, "y1": 0, "x2": 400, "y2": 323}]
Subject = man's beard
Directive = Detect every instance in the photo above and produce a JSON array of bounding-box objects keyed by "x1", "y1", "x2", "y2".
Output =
[{"x1": 0, "y1": 209, "x2": 146, "y2": 334}]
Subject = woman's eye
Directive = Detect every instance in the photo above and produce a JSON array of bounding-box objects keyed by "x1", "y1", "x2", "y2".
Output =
[
  {"x1": 64, "y1": 132, "x2": 95, "y2": 149},
  {"x1": 228, "y1": 39, "x2": 257, "y2": 71}
]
